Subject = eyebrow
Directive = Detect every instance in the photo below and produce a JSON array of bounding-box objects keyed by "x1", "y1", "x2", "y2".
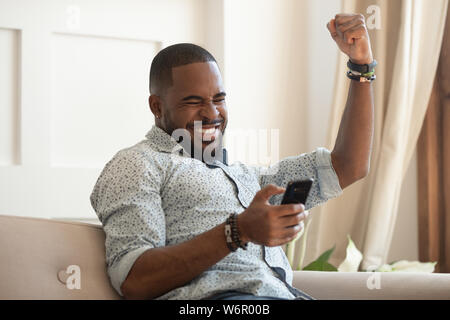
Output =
[{"x1": 181, "y1": 92, "x2": 226, "y2": 101}]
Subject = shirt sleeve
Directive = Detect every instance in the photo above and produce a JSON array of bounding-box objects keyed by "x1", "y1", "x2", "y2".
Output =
[
  {"x1": 254, "y1": 147, "x2": 343, "y2": 210},
  {"x1": 90, "y1": 149, "x2": 166, "y2": 296}
]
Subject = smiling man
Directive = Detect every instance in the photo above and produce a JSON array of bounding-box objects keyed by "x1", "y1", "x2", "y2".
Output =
[
  {"x1": 90, "y1": 13, "x2": 374, "y2": 300},
  {"x1": 149, "y1": 55, "x2": 228, "y2": 162}
]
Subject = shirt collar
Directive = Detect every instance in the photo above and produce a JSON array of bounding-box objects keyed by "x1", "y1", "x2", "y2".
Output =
[
  {"x1": 145, "y1": 125, "x2": 228, "y2": 165},
  {"x1": 145, "y1": 125, "x2": 184, "y2": 154}
]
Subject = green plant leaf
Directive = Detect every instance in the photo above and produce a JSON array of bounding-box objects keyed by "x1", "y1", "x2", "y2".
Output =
[
  {"x1": 302, "y1": 245, "x2": 337, "y2": 271},
  {"x1": 317, "y1": 244, "x2": 336, "y2": 262},
  {"x1": 322, "y1": 262, "x2": 338, "y2": 271},
  {"x1": 303, "y1": 260, "x2": 338, "y2": 271}
]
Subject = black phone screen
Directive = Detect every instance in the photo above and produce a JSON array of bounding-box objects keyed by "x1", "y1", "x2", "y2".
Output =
[{"x1": 280, "y1": 178, "x2": 314, "y2": 205}]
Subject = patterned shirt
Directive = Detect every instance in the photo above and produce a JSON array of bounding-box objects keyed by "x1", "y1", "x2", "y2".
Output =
[{"x1": 90, "y1": 125, "x2": 343, "y2": 300}]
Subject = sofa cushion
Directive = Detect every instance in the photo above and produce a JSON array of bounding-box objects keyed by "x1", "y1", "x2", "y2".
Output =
[
  {"x1": 0, "y1": 215, "x2": 120, "y2": 299},
  {"x1": 292, "y1": 270, "x2": 450, "y2": 299}
]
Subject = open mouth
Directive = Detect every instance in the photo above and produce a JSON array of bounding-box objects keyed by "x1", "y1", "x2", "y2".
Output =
[{"x1": 188, "y1": 122, "x2": 223, "y2": 142}]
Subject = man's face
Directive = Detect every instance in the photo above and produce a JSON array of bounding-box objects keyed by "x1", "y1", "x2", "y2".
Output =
[{"x1": 151, "y1": 61, "x2": 228, "y2": 155}]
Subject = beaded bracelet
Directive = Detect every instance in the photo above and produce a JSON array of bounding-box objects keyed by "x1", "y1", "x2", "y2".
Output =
[
  {"x1": 346, "y1": 70, "x2": 376, "y2": 83},
  {"x1": 230, "y1": 213, "x2": 248, "y2": 250},
  {"x1": 225, "y1": 213, "x2": 248, "y2": 251},
  {"x1": 224, "y1": 222, "x2": 237, "y2": 252}
]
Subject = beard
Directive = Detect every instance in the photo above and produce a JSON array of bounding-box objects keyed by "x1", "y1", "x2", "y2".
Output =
[{"x1": 189, "y1": 128, "x2": 225, "y2": 164}]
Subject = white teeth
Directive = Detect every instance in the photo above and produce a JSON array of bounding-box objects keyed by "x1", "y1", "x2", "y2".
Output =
[
  {"x1": 194, "y1": 127, "x2": 217, "y2": 134},
  {"x1": 193, "y1": 127, "x2": 219, "y2": 141}
]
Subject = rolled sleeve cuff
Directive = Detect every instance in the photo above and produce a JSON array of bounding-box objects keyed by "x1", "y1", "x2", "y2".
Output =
[
  {"x1": 315, "y1": 147, "x2": 343, "y2": 200},
  {"x1": 108, "y1": 246, "x2": 153, "y2": 296}
]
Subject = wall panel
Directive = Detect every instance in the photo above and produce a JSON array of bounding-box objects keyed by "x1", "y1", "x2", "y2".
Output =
[
  {"x1": 0, "y1": 28, "x2": 20, "y2": 165},
  {"x1": 51, "y1": 33, "x2": 159, "y2": 167}
]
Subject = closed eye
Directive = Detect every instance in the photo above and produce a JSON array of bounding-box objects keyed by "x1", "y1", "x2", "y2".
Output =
[{"x1": 180, "y1": 92, "x2": 226, "y2": 105}]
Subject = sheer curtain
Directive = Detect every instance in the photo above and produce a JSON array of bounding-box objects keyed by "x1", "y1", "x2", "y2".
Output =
[{"x1": 296, "y1": 0, "x2": 449, "y2": 270}]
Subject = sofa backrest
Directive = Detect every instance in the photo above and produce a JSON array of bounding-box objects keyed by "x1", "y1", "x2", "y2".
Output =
[{"x1": 0, "y1": 215, "x2": 120, "y2": 299}]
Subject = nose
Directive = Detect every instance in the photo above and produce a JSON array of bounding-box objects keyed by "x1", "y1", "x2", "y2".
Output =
[{"x1": 199, "y1": 100, "x2": 220, "y2": 120}]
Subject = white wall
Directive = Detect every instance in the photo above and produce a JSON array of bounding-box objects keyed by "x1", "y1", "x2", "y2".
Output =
[
  {"x1": 224, "y1": 0, "x2": 313, "y2": 160},
  {"x1": 0, "y1": 0, "x2": 207, "y2": 220}
]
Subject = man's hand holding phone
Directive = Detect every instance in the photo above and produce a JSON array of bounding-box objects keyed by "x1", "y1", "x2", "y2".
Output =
[{"x1": 238, "y1": 181, "x2": 312, "y2": 247}]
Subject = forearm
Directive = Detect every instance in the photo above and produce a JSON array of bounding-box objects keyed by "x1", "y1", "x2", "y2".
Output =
[
  {"x1": 332, "y1": 80, "x2": 374, "y2": 188},
  {"x1": 121, "y1": 222, "x2": 230, "y2": 299}
]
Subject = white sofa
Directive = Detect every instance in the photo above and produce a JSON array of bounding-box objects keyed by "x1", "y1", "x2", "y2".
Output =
[{"x1": 1, "y1": 214, "x2": 449, "y2": 300}]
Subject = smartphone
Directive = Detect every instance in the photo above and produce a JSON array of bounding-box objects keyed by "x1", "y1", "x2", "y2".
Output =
[{"x1": 281, "y1": 178, "x2": 314, "y2": 205}]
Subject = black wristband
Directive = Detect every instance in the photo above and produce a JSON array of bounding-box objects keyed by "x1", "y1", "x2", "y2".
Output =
[{"x1": 347, "y1": 59, "x2": 377, "y2": 74}]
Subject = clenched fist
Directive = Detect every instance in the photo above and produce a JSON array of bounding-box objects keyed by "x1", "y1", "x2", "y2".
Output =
[{"x1": 327, "y1": 13, "x2": 374, "y2": 65}]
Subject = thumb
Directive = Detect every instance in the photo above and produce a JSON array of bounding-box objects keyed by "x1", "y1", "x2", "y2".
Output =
[
  {"x1": 327, "y1": 18, "x2": 338, "y2": 39},
  {"x1": 255, "y1": 184, "x2": 285, "y2": 203}
]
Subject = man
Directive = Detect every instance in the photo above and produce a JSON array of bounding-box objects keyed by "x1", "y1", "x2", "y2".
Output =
[{"x1": 90, "y1": 13, "x2": 374, "y2": 300}]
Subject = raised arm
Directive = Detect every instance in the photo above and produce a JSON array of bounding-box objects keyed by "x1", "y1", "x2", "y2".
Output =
[{"x1": 327, "y1": 13, "x2": 375, "y2": 189}]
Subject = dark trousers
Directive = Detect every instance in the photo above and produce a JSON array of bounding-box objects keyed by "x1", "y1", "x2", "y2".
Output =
[{"x1": 204, "y1": 290, "x2": 315, "y2": 300}]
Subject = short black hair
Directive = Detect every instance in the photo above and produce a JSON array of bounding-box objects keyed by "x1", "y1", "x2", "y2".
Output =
[{"x1": 149, "y1": 43, "x2": 217, "y2": 95}]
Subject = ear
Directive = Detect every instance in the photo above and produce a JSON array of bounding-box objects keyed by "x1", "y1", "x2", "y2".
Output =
[{"x1": 149, "y1": 95, "x2": 162, "y2": 119}]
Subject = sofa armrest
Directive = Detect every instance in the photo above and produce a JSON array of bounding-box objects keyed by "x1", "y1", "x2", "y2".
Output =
[{"x1": 292, "y1": 270, "x2": 450, "y2": 300}]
